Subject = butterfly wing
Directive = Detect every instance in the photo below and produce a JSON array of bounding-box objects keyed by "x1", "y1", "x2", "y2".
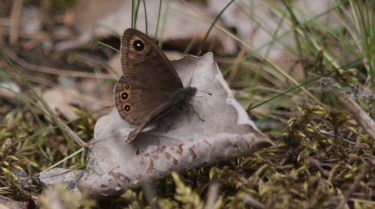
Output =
[
  {"x1": 114, "y1": 28, "x2": 184, "y2": 125},
  {"x1": 125, "y1": 86, "x2": 197, "y2": 143}
]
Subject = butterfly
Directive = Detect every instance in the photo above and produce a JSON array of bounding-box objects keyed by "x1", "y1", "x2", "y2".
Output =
[{"x1": 114, "y1": 28, "x2": 196, "y2": 143}]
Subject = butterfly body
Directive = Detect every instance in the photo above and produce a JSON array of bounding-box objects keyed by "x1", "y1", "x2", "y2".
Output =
[{"x1": 114, "y1": 28, "x2": 196, "y2": 143}]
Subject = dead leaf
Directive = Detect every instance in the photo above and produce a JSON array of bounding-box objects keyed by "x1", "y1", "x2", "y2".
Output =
[
  {"x1": 42, "y1": 88, "x2": 79, "y2": 120},
  {"x1": 77, "y1": 52, "x2": 273, "y2": 198}
]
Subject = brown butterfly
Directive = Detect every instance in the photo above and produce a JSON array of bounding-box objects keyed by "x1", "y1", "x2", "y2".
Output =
[{"x1": 114, "y1": 28, "x2": 196, "y2": 143}]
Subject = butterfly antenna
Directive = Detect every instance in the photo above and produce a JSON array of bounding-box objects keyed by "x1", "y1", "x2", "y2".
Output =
[
  {"x1": 187, "y1": 71, "x2": 212, "y2": 96},
  {"x1": 187, "y1": 76, "x2": 193, "y2": 86},
  {"x1": 196, "y1": 88, "x2": 213, "y2": 96}
]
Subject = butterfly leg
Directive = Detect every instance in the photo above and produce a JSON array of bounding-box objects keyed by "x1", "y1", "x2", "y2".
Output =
[{"x1": 189, "y1": 104, "x2": 205, "y2": 122}]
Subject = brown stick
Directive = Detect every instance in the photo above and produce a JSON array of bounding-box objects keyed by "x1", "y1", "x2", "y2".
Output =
[
  {"x1": 336, "y1": 95, "x2": 375, "y2": 208},
  {"x1": 338, "y1": 95, "x2": 375, "y2": 142}
]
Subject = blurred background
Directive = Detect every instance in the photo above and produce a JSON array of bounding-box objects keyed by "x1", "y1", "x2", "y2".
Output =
[{"x1": 0, "y1": 0, "x2": 374, "y2": 208}]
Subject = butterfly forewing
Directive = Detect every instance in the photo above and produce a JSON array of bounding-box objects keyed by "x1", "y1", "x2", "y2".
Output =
[{"x1": 121, "y1": 29, "x2": 183, "y2": 90}]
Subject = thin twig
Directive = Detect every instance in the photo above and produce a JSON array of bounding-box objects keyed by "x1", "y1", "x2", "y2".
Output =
[
  {"x1": 9, "y1": 0, "x2": 23, "y2": 44},
  {"x1": 56, "y1": 116, "x2": 88, "y2": 148},
  {"x1": 205, "y1": 183, "x2": 220, "y2": 209},
  {"x1": 1, "y1": 68, "x2": 112, "y2": 106},
  {"x1": 34, "y1": 147, "x2": 85, "y2": 177}
]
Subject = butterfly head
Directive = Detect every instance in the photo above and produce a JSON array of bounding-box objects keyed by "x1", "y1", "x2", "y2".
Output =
[{"x1": 186, "y1": 87, "x2": 197, "y2": 97}]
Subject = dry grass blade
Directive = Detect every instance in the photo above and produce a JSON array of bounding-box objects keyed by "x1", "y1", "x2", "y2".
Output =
[{"x1": 1, "y1": 45, "x2": 115, "y2": 79}]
